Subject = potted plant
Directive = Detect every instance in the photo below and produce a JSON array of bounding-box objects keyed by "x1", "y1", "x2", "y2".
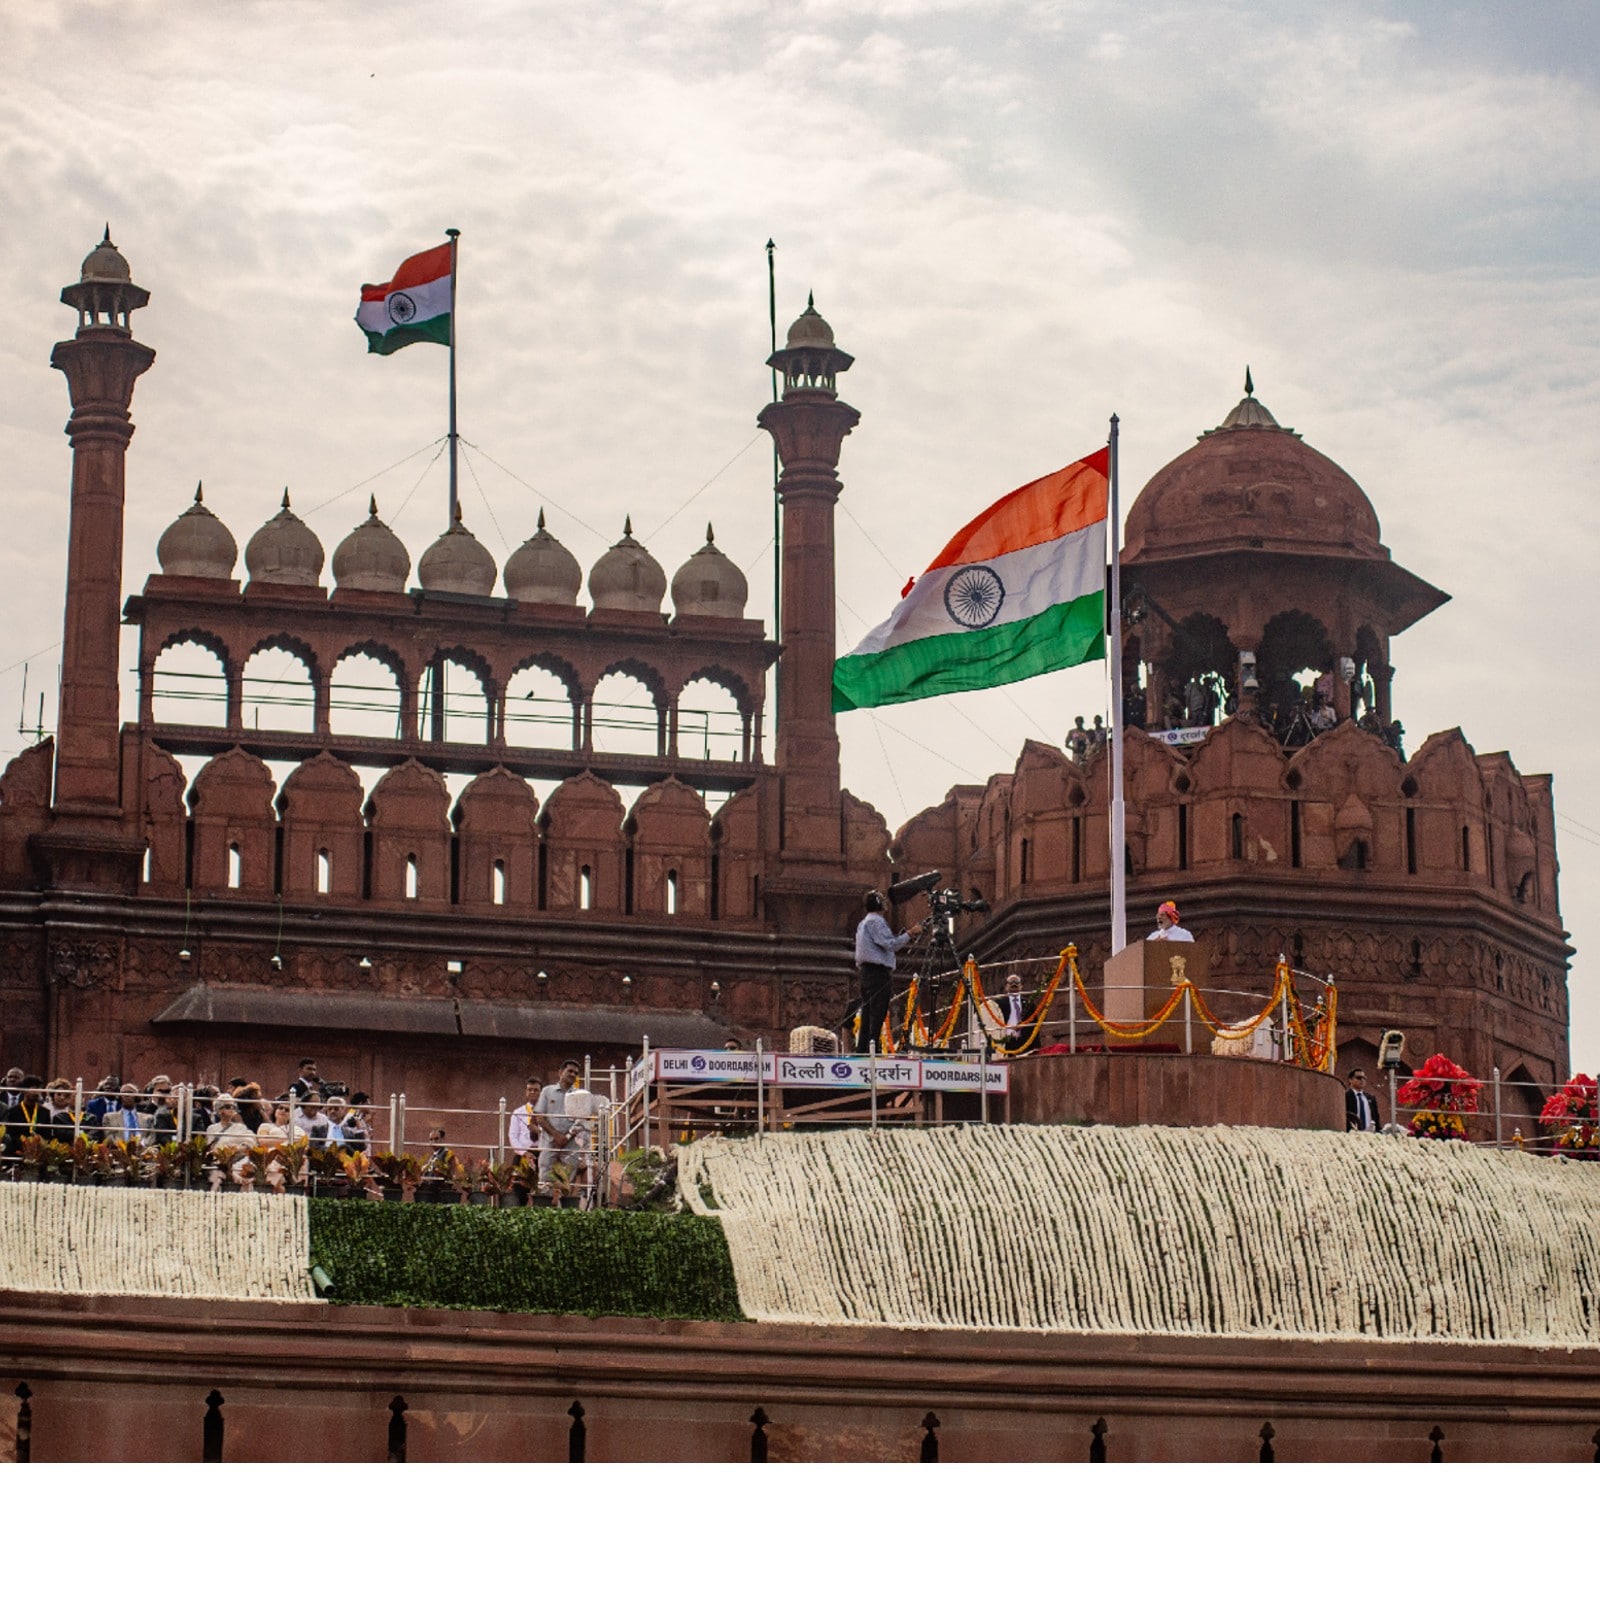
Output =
[
  {"x1": 118, "y1": 1137, "x2": 149, "y2": 1187},
  {"x1": 1539, "y1": 1073, "x2": 1598, "y2": 1159},
  {"x1": 1397, "y1": 1053, "x2": 1481, "y2": 1140},
  {"x1": 371, "y1": 1150, "x2": 419, "y2": 1202},
  {"x1": 66, "y1": 1134, "x2": 96, "y2": 1186},
  {"x1": 178, "y1": 1134, "x2": 209, "y2": 1189},
  {"x1": 338, "y1": 1149, "x2": 378, "y2": 1199},
  {"x1": 147, "y1": 1141, "x2": 184, "y2": 1189},
  {"x1": 474, "y1": 1159, "x2": 516, "y2": 1207},
  {"x1": 18, "y1": 1135, "x2": 53, "y2": 1183},
  {"x1": 504, "y1": 1155, "x2": 535, "y2": 1207},
  {"x1": 547, "y1": 1160, "x2": 585, "y2": 1209}
]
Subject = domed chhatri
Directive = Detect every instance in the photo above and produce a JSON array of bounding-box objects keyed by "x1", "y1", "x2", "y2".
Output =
[
  {"x1": 671, "y1": 523, "x2": 747, "y2": 620},
  {"x1": 332, "y1": 495, "x2": 410, "y2": 593},
  {"x1": 784, "y1": 291, "x2": 835, "y2": 350},
  {"x1": 418, "y1": 506, "x2": 497, "y2": 597},
  {"x1": 588, "y1": 516, "x2": 666, "y2": 613},
  {"x1": 156, "y1": 482, "x2": 237, "y2": 580},
  {"x1": 80, "y1": 225, "x2": 132, "y2": 284},
  {"x1": 767, "y1": 292, "x2": 854, "y2": 393},
  {"x1": 1122, "y1": 372, "x2": 1381, "y2": 562},
  {"x1": 504, "y1": 508, "x2": 582, "y2": 605},
  {"x1": 244, "y1": 489, "x2": 325, "y2": 587}
]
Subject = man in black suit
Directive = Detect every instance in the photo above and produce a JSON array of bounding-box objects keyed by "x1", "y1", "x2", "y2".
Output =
[{"x1": 1345, "y1": 1068, "x2": 1380, "y2": 1133}]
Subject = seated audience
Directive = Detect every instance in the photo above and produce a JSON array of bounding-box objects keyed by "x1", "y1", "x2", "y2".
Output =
[
  {"x1": 205, "y1": 1095, "x2": 256, "y2": 1154},
  {"x1": 2, "y1": 1077, "x2": 47, "y2": 1157}
]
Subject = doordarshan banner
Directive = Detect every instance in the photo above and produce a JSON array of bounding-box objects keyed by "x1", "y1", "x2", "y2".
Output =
[{"x1": 649, "y1": 1050, "x2": 1008, "y2": 1093}]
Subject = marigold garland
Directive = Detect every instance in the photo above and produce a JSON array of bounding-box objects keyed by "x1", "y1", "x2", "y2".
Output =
[{"x1": 890, "y1": 946, "x2": 1337, "y2": 1069}]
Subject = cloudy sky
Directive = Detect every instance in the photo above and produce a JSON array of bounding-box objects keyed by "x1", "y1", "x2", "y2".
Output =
[{"x1": 1, "y1": 1, "x2": 1596, "y2": 1057}]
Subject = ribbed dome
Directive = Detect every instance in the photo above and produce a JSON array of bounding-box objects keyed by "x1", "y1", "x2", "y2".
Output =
[
  {"x1": 332, "y1": 496, "x2": 410, "y2": 593},
  {"x1": 244, "y1": 490, "x2": 325, "y2": 587},
  {"x1": 1123, "y1": 372, "x2": 1380, "y2": 563},
  {"x1": 505, "y1": 508, "x2": 581, "y2": 605},
  {"x1": 671, "y1": 523, "x2": 747, "y2": 619},
  {"x1": 80, "y1": 227, "x2": 131, "y2": 284},
  {"x1": 156, "y1": 483, "x2": 237, "y2": 580},
  {"x1": 418, "y1": 509, "x2": 497, "y2": 596},
  {"x1": 785, "y1": 291, "x2": 835, "y2": 349},
  {"x1": 588, "y1": 516, "x2": 666, "y2": 613}
]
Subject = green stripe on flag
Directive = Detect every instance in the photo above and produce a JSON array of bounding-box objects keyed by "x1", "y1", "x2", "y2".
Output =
[
  {"x1": 364, "y1": 313, "x2": 452, "y2": 356},
  {"x1": 833, "y1": 591, "x2": 1105, "y2": 712}
]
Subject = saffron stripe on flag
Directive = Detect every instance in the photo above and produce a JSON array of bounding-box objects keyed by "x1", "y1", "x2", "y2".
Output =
[{"x1": 359, "y1": 243, "x2": 453, "y2": 300}]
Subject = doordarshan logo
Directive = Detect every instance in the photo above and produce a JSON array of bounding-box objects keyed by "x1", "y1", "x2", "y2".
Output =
[
  {"x1": 829, "y1": 1061, "x2": 853, "y2": 1078},
  {"x1": 690, "y1": 1055, "x2": 708, "y2": 1070}
]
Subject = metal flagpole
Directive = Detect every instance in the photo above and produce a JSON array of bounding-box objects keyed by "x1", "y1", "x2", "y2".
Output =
[
  {"x1": 767, "y1": 239, "x2": 781, "y2": 740},
  {"x1": 1107, "y1": 414, "x2": 1127, "y2": 955},
  {"x1": 446, "y1": 227, "x2": 461, "y2": 526}
]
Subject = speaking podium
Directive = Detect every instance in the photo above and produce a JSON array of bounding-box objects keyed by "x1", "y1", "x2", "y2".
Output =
[{"x1": 1101, "y1": 937, "x2": 1209, "y2": 1052}]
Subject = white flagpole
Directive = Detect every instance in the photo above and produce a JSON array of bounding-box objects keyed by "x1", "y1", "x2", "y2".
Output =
[
  {"x1": 446, "y1": 227, "x2": 460, "y2": 525},
  {"x1": 1107, "y1": 414, "x2": 1127, "y2": 956}
]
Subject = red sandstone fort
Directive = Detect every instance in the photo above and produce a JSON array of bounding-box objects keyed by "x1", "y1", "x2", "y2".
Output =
[
  {"x1": 0, "y1": 233, "x2": 1568, "y2": 1123},
  {"x1": 0, "y1": 235, "x2": 1592, "y2": 1467}
]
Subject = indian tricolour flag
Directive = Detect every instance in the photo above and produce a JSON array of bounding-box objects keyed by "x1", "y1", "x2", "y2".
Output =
[
  {"x1": 355, "y1": 242, "x2": 453, "y2": 355},
  {"x1": 832, "y1": 448, "x2": 1109, "y2": 712}
]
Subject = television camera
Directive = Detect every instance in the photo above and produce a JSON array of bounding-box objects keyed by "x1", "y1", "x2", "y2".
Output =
[{"x1": 888, "y1": 869, "x2": 990, "y2": 920}]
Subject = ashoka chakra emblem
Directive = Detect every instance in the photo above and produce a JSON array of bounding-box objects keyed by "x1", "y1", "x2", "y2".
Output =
[
  {"x1": 943, "y1": 564, "x2": 1005, "y2": 629},
  {"x1": 387, "y1": 290, "x2": 418, "y2": 324}
]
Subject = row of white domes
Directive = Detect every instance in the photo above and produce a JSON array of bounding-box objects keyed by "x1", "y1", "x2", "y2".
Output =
[{"x1": 155, "y1": 487, "x2": 748, "y2": 618}]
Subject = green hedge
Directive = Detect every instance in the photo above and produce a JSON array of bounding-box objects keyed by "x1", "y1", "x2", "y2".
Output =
[{"x1": 307, "y1": 1200, "x2": 744, "y2": 1321}]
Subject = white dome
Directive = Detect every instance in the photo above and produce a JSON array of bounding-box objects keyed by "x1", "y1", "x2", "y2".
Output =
[
  {"x1": 588, "y1": 516, "x2": 666, "y2": 613},
  {"x1": 418, "y1": 510, "x2": 497, "y2": 596},
  {"x1": 671, "y1": 524, "x2": 747, "y2": 619},
  {"x1": 156, "y1": 483, "x2": 236, "y2": 580},
  {"x1": 505, "y1": 508, "x2": 582, "y2": 605},
  {"x1": 332, "y1": 496, "x2": 410, "y2": 593},
  {"x1": 244, "y1": 490, "x2": 324, "y2": 587}
]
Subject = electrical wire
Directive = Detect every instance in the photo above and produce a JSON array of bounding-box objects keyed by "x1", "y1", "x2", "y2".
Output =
[
  {"x1": 641, "y1": 433, "x2": 765, "y2": 546},
  {"x1": 303, "y1": 436, "x2": 448, "y2": 517}
]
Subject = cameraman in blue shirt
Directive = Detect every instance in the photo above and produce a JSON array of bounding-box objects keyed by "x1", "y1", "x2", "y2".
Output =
[{"x1": 855, "y1": 890, "x2": 920, "y2": 1054}]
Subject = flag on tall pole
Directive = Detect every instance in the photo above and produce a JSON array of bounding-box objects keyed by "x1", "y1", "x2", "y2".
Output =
[
  {"x1": 832, "y1": 449, "x2": 1109, "y2": 713},
  {"x1": 1106, "y1": 416, "x2": 1127, "y2": 957},
  {"x1": 355, "y1": 243, "x2": 454, "y2": 354},
  {"x1": 354, "y1": 232, "x2": 461, "y2": 528}
]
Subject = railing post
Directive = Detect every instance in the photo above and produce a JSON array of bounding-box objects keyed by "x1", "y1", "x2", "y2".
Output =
[
  {"x1": 397, "y1": 1093, "x2": 406, "y2": 1152},
  {"x1": 496, "y1": 1096, "x2": 507, "y2": 1164},
  {"x1": 1183, "y1": 985, "x2": 1193, "y2": 1055},
  {"x1": 1068, "y1": 965, "x2": 1077, "y2": 1054},
  {"x1": 1278, "y1": 955, "x2": 1291, "y2": 1062},
  {"x1": 1388, "y1": 1066, "x2": 1398, "y2": 1134},
  {"x1": 1493, "y1": 1068, "x2": 1503, "y2": 1149},
  {"x1": 388, "y1": 1092, "x2": 398, "y2": 1152},
  {"x1": 869, "y1": 1040, "x2": 878, "y2": 1132},
  {"x1": 755, "y1": 1036, "x2": 765, "y2": 1138},
  {"x1": 73, "y1": 1077, "x2": 83, "y2": 1134}
]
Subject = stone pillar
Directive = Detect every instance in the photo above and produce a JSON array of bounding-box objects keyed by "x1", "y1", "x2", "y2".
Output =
[
  {"x1": 49, "y1": 240, "x2": 154, "y2": 823},
  {"x1": 757, "y1": 298, "x2": 858, "y2": 897},
  {"x1": 32, "y1": 234, "x2": 154, "y2": 897}
]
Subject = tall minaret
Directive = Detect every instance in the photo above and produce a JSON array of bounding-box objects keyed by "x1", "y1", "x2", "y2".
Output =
[
  {"x1": 758, "y1": 297, "x2": 858, "y2": 894},
  {"x1": 45, "y1": 230, "x2": 154, "y2": 878}
]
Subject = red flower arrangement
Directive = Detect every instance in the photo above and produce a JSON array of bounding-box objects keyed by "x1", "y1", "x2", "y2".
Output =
[
  {"x1": 1539, "y1": 1073, "x2": 1598, "y2": 1159},
  {"x1": 1396, "y1": 1053, "x2": 1480, "y2": 1141}
]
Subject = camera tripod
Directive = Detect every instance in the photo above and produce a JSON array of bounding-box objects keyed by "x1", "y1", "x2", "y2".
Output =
[{"x1": 895, "y1": 910, "x2": 980, "y2": 1053}]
